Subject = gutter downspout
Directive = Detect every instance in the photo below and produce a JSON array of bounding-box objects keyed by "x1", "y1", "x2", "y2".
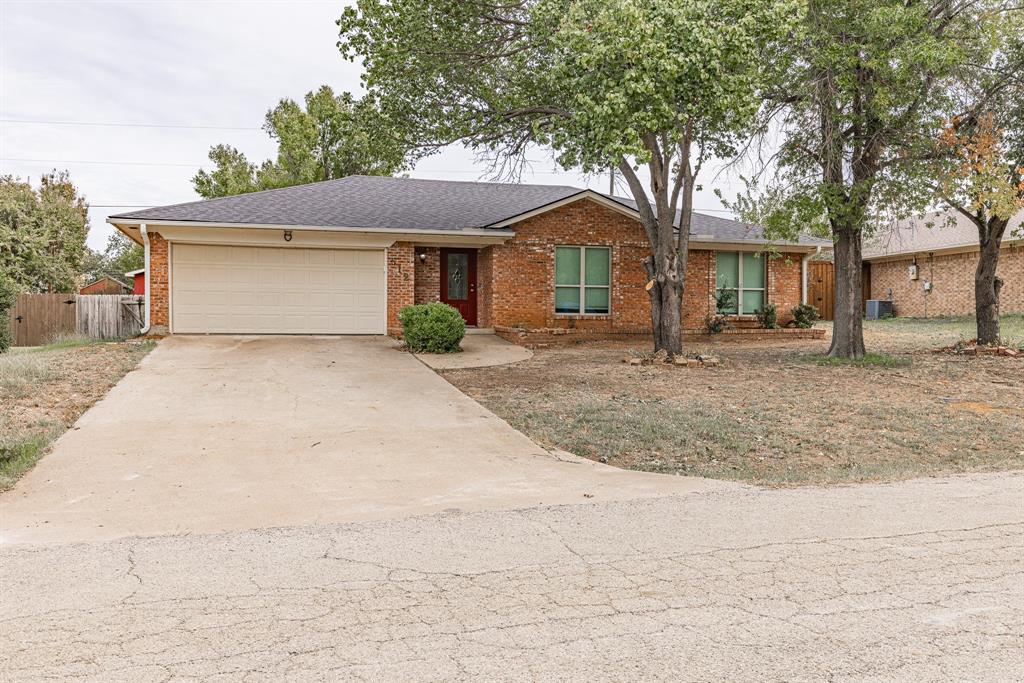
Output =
[
  {"x1": 801, "y1": 246, "x2": 822, "y2": 305},
  {"x1": 139, "y1": 223, "x2": 151, "y2": 335}
]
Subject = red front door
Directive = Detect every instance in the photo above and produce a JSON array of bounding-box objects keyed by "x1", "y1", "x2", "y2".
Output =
[{"x1": 440, "y1": 248, "x2": 477, "y2": 326}]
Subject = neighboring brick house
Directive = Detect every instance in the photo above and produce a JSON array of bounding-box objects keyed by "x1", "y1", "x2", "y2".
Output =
[
  {"x1": 106, "y1": 176, "x2": 827, "y2": 341},
  {"x1": 864, "y1": 210, "x2": 1024, "y2": 318},
  {"x1": 79, "y1": 275, "x2": 129, "y2": 295}
]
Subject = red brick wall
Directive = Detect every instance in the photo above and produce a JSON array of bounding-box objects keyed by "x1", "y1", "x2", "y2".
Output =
[
  {"x1": 387, "y1": 242, "x2": 415, "y2": 335},
  {"x1": 477, "y1": 199, "x2": 810, "y2": 340},
  {"x1": 768, "y1": 252, "x2": 805, "y2": 324},
  {"x1": 149, "y1": 233, "x2": 169, "y2": 331},
  {"x1": 869, "y1": 244, "x2": 1024, "y2": 317},
  {"x1": 682, "y1": 249, "x2": 715, "y2": 329},
  {"x1": 477, "y1": 246, "x2": 493, "y2": 328},
  {"x1": 487, "y1": 200, "x2": 652, "y2": 335},
  {"x1": 414, "y1": 247, "x2": 440, "y2": 305}
]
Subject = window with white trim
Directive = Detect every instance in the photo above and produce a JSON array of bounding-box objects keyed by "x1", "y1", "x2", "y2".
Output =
[
  {"x1": 716, "y1": 251, "x2": 766, "y2": 314},
  {"x1": 555, "y1": 246, "x2": 610, "y2": 314}
]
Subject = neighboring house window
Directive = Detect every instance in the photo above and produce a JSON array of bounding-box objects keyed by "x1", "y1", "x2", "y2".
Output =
[
  {"x1": 716, "y1": 251, "x2": 766, "y2": 314},
  {"x1": 555, "y1": 246, "x2": 610, "y2": 314}
]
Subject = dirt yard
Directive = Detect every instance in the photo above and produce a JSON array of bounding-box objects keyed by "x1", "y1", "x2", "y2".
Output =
[
  {"x1": 0, "y1": 338, "x2": 154, "y2": 489},
  {"x1": 444, "y1": 316, "x2": 1024, "y2": 485}
]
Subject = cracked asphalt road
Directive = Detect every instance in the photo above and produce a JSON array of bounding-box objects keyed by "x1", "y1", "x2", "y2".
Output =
[{"x1": 2, "y1": 471, "x2": 1023, "y2": 682}]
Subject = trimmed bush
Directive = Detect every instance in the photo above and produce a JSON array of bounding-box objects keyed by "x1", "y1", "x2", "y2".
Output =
[
  {"x1": 398, "y1": 302, "x2": 466, "y2": 353},
  {"x1": 756, "y1": 303, "x2": 778, "y2": 329},
  {"x1": 791, "y1": 303, "x2": 820, "y2": 329},
  {"x1": 0, "y1": 270, "x2": 18, "y2": 353}
]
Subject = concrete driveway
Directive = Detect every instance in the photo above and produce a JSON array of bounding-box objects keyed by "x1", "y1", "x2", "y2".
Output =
[{"x1": 0, "y1": 336, "x2": 722, "y2": 544}]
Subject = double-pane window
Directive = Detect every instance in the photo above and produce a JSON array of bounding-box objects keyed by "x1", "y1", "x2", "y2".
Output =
[
  {"x1": 555, "y1": 246, "x2": 610, "y2": 314},
  {"x1": 716, "y1": 251, "x2": 766, "y2": 314}
]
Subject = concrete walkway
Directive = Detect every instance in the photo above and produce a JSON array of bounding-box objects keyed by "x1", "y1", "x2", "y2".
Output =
[
  {"x1": 0, "y1": 336, "x2": 723, "y2": 544},
  {"x1": 413, "y1": 332, "x2": 533, "y2": 369},
  {"x1": 1, "y1": 471, "x2": 1020, "y2": 681}
]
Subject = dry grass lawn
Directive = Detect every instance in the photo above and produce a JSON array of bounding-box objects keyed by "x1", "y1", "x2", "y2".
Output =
[
  {"x1": 444, "y1": 315, "x2": 1024, "y2": 485},
  {"x1": 0, "y1": 337, "x2": 154, "y2": 489}
]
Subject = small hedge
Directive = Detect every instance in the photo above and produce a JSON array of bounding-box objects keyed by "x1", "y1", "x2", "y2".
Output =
[
  {"x1": 791, "y1": 303, "x2": 820, "y2": 329},
  {"x1": 756, "y1": 303, "x2": 778, "y2": 329},
  {"x1": 0, "y1": 270, "x2": 17, "y2": 353},
  {"x1": 398, "y1": 302, "x2": 465, "y2": 353}
]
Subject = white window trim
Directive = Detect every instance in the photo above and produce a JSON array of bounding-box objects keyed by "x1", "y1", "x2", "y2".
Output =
[
  {"x1": 555, "y1": 245, "x2": 611, "y2": 316},
  {"x1": 717, "y1": 251, "x2": 766, "y2": 315}
]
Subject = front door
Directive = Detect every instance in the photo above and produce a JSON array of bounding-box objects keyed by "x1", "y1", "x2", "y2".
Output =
[{"x1": 440, "y1": 248, "x2": 477, "y2": 326}]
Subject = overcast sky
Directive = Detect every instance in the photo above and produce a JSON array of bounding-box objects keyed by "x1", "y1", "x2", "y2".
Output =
[{"x1": 1, "y1": 0, "x2": 741, "y2": 251}]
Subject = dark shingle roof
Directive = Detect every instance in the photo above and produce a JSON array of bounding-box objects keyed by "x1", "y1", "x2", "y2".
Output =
[
  {"x1": 110, "y1": 174, "x2": 827, "y2": 246},
  {"x1": 606, "y1": 196, "x2": 831, "y2": 246},
  {"x1": 111, "y1": 176, "x2": 582, "y2": 232},
  {"x1": 863, "y1": 209, "x2": 1024, "y2": 259}
]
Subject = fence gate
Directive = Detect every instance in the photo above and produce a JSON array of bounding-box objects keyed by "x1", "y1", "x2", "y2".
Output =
[
  {"x1": 76, "y1": 295, "x2": 144, "y2": 340},
  {"x1": 7, "y1": 293, "x2": 77, "y2": 346},
  {"x1": 807, "y1": 262, "x2": 834, "y2": 321}
]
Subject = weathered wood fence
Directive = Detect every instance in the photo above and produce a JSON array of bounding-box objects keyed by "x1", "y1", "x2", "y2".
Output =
[
  {"x1": 806, "y1": 262, "x2": 834, "y2": 321},
  {"x1": 6, "y1": 293, "x2": 144, "y2": 346}
]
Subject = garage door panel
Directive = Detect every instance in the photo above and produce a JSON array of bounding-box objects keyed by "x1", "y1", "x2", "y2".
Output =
[{"x1": 172, "y1": 244, "x2": 386, "y2": 334}]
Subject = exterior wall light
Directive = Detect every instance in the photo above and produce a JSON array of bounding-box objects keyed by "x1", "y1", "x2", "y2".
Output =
[
  {"x1": 418, "y1": 251, "x2": 427, "y2": 263},
  {"x1": 283, "y1": 230, "x2": 293, "y2": 242}
]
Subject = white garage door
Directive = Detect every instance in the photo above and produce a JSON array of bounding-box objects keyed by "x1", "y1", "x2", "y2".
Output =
[{"x1": 171, "y1": 244, "x2": 386, "y2": 334}]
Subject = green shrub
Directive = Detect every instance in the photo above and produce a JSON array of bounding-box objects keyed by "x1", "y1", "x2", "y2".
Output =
[
  {"x1": 756, "y1": 303, "x2": 778, "y2": 329},
  {"x1": 791, "y1": 303, "x2": 820, "y2": 329},
  {"x1": 398, "y1": 302, "x2": 466, "y2": 353},
  {"x1": 715, "y1": 288, "x2": 736, "y2": 314},
  {"x1": 703, "y1": 312, "x2": 730, "y2": 334},
  {"x1": 0, "y1": 270, "x2": 18, "y2": 353}
]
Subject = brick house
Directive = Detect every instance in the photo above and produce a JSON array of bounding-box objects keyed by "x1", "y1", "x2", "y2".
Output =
[
  {"x1": 107, "y1": 176, "x2": 827, "y2": 342},
  {"x1": 864, "y1": 210, "x2": 1024, "y2": 318},
  {"x1": 79, "y1": 275, "x2": 130, "y2": 295}
]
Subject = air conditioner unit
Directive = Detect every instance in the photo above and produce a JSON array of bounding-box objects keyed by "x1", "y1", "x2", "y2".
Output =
[{"x1": 908, "y1": 264, "x2": 919, "y2": 280}]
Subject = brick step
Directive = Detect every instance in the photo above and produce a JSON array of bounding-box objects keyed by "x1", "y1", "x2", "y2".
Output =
[{"x1": 727, "y1": 317, "x2": 762, "y2": 329}]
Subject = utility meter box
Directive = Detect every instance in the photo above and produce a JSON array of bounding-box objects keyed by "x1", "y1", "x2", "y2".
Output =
[{"x1": 908, "y1": 264, "x2": 919, "y2": 280}]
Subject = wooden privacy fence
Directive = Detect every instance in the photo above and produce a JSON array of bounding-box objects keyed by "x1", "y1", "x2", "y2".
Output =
[
  {"x1": 76, "y1": 295, "x2": 145, "y2": 340},
  {"x1": 7, "y1": 293, "x2": 144, "y2": 346},
  {"x1": 806, "y1": 262, "x2": 834, "y2": 321}
]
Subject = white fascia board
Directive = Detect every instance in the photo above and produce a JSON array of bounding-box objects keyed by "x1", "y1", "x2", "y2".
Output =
[
  {"x1": 107, "y1": 217, "x2": 515, "y2": 240},
  {"x1": 690, "y1": 238, "x2": 826, "y2": 253}
]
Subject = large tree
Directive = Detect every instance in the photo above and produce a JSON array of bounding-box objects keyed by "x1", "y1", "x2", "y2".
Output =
[
  {"x1": 736, "y1": 0, "x2": 1004, "y2": 358},
  {"x1": 932, "y1": 22, "x2": 1023, "y2": 346},
  {"x1": 82, "y1": 231, "x2": 144, "y2": 284},
  {"x1": 193, "y1": 86, "x2": 408, "y2": 198},
  {"x1": 339, "y1": 0, "x2": 799, "y2": 358},
  {"x1": 0, "y1": 171, "x2": 89, "y2": 292}
]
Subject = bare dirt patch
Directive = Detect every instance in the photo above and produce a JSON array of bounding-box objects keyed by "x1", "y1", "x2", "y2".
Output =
[
  {"x1": 443, "y1": 318, "x2": 1024, "y2": 486},
  {"x1": 0, "y1": 340, "x2": 154, "y2": 488}
]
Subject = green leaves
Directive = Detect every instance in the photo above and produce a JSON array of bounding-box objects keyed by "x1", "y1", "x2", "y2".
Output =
[
  {"x1": 0, "y1": 172, "x2": 89, "y2": 293},
  {"x1": 192, "y1": 86, "x2": 409, "y2": 199}
]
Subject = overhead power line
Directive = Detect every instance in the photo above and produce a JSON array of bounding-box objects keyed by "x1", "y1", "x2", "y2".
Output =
[{"x1": 0, "y1": 118, "x2": 260, "y2": 131}]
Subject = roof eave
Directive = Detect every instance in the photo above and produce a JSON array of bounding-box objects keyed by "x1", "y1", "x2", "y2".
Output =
[{"x1": 107, "y1": 217, "x2": 516, "y2": 239}]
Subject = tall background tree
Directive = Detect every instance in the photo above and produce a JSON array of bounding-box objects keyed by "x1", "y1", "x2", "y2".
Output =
[
  {"x1": 82, "y1": 232, "x2": 144, "y2": 284},
  {"x1": 0, "y1": 171, "x2": 89, "y2": 293},
  {"x1": 193, "y1": 85, "x2": 409, "y2": 198},
  {"x1": 932, "y1": 21, "x2": 1023, "y2": 345},
  {"x1": 339, "y1": 0, "x2": 799, "y2": 358},
  {"x1": 734, "y1": 0, "x2": 1004, "y2": 358}
]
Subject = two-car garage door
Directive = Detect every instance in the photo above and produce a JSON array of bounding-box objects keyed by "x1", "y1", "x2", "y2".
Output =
[{"x1": 171, "y1": 244, "x2": 386, "y2": 334}]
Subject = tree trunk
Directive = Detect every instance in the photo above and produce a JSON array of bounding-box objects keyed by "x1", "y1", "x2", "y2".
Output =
[
  {"x1": 643, "y1": 256, "x2": 663, "y2": 351},
  {"x1": 828, "y1": 227, "x2": 866, "y2": 358},
  {"x1": 975, "y1": 228, "x2": 1004, "y2": 346}
]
